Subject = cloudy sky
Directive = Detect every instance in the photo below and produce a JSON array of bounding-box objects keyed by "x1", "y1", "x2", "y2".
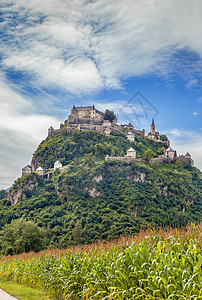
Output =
[{"x1": 0, "y1": 0, "x2": 202, "y2": 189}]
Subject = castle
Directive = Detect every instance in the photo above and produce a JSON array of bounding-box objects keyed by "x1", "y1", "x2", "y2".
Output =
[
  {"x1": 147, "y1": 118, "x2": 170, "y2": 147},
  {"x1": 22, "y1": 105, "x2": 193, "y2": 178},
  {"x1": 49, "y1": 105, "x2": 145, "y2": 137},
  {"x1": 106, "y1": 146, "x2": 192, "y2": 165},
  {"x1": 22, "y1": 161, "x2": 68, "y2": 178}
]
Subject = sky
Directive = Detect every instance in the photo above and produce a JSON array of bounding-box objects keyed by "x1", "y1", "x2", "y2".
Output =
[{"x1": 0, "y1": 0, "x2": 202, "y2": 189}]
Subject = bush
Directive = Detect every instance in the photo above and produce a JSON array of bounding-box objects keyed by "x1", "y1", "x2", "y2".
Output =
[{"x1": 0, "y1": 219, "x2": 47, "y2": 255}]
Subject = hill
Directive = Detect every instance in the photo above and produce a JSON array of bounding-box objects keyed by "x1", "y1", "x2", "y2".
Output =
[{"x1": 0, "y1": 129, "x2": 201, "y2": 250}]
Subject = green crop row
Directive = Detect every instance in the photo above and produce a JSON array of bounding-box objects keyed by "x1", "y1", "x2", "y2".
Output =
[{"x1": 0, "y1": 226, "x2": 201, "y2": 300}]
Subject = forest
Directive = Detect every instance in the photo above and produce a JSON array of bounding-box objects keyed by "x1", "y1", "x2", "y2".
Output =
[{"x1": 0, "y1": 130, "x2": 201, "y2": 253}]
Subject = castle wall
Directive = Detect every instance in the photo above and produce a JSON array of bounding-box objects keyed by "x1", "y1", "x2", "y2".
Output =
[
  {"x1": 48, "y1": 128, "x2": 61, "y2": 137},
  {"x1": 105, "y1": 155, "x2": 142, "y2": 163},
  {"x1": 22, "y1": 169, "x2": 32, "y2": 177},
  {"x1": 176, "y1": 156, "x2": 192, "y2": 165}
]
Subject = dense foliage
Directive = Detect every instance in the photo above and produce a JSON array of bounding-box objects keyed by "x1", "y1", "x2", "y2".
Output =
[
  {"x1": 103, "y1": 109, "x2": 116, "y2": 123},
  {"x1": 0, "y1": 225, "x2": 201, "y2": 300},
  {"x1": 0, "y1": 130, "x2": 201, "y2": 249},
  {"x1": 0, "y1": 219, "x2": 47, "y2": 255},
  {"x1": 0, "y1": 189, "x2": 8, "y2": 200},
  {"x1": 31, "y1": 130, "x2": 166, "y2": 170},
  {"x1": 0, "y1": 159, "x2": 201, "y2": 249}
]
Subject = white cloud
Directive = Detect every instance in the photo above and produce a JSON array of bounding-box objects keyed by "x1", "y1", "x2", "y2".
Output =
[
  {"x1": 0, "y1": 77, "x2": 60, "y2": 189},
  {"x1": 1, "y1": 0, "x2": 202, "y2": 94},
  {"x1": 185, "y1": 79, "x2": 198, "y2": 89},
  {"x1": 1, "y1": 0, "x2": 202, "y2": 187},
  {"x1": 192, "y1": 111, "x2": 199, "y2": 116}
]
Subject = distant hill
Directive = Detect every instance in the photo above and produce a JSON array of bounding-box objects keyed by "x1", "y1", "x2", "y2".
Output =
[{"x1": 0, "y1": 130, "x2": 201, "y2": 249}]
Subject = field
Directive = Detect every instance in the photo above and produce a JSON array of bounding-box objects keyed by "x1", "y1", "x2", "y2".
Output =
[{"x1": 0, "y1": 224, "x2": 201, "y2": 300}]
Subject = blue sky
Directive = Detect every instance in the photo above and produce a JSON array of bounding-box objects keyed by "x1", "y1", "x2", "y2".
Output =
[{"x1": 0, "y1": 0, "x2": 202, "y2": 189}]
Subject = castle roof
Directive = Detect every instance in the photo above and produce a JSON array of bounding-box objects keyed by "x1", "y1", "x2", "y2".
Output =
[
  {"x1": 54, "y1": 160, "x2": 62, "y2": 164},
  {"x1": 127, "y1": 147, "x2": 136, "y2": 152},
  {"x1": 73, "y1": 105, "x2": 94, "y2": 111},
  {"x1": 165, "y1": 146, "x2": 175, "y2": 152},
  {"x1": 22, "y1": 165, "x2": 31, "y2": 170},
  {"x1": 36, "y1": 167, "x2": 44, "y2": 171},
  {"x1": 72, "y1": 105, "x2": 104, "y2": 115},
  {"x1": 185, "y1": 152, "x2": 191, "y2": 157}
]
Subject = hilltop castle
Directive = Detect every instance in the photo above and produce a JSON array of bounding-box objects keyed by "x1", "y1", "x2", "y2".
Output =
[
  {"x1": 48, "y1": 105, "x2": 145, "y2": 137},
  {"x1": 22, "y1": 105, "x2": 193, "y2": 178}
]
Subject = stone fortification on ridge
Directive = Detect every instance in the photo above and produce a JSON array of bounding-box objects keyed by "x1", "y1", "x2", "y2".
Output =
[
  {"x1": 21, "y1": 106, "x2": 193, "y2": 179},
  {"x1": 48, "y1": 105, "x2": 145, "y2": 137}
]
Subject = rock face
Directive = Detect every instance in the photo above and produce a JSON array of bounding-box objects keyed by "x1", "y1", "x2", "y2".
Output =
[
  {"x1": 31, "y1": 155, "x2": 39, "y2": 171},
  {"x1": 127, "y1": 172, "x2": 147, "y2": 183},
  {"x1": 8, "y1": 176, "x2": 38, "y2": 205},
  {"x1": 88, "y1": 188, "x2": 101, "y2": 197},
  {"x1": 93, "y1": 174, "x2": 103, "y2": 182}
]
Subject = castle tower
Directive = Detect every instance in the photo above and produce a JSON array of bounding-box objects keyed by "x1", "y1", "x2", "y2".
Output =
[
  {"x1": 150, "y1": 119, "x2": 155, "y2": 135},
  {"x1": 126, "y1": 131, "x2": 134, "y2": 142},
  {"x1": 126, "y1": 147, "x2": 136, "y2": 158},
  {"x1": 54, "y1": 161, "x2": 62, "y2": 170},
  {"x1": 48, "y1": 126, "x2": 54, "y2": 137},
  {"x1": 22, "y1": 165, "x2": 32, "y2": 177},
  {"x1": 36, "y1": 167, "x2": 45, "y2": 176}
]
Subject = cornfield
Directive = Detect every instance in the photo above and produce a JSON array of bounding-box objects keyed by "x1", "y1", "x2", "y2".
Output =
[{"x1": 0, "y1": 224, "x2": 201, "y2": 300}]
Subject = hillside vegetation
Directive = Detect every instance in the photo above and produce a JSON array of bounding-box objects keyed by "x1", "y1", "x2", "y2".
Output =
[
  {"x1": 31, "y1": 130, "x2": 166, "y2": 170},
  {"x1": 0, "y1": 130, "x2": 201, "y2": 250},
  {"x1": 0, "y1": 225, "x2": 201, "y2": 300}
]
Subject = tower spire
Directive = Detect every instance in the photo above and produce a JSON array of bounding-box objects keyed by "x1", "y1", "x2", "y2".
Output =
[{"x1": 150, "y1": 118, "x2": 155, "y2": 134}]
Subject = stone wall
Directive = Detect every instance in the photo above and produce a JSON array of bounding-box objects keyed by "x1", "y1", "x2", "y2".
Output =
[
  {"x1": 105, "y1": 155, "x2": 142, "y2": 163},
  {"x1": 176, "y1": 156, "x2": 192, "y2": 165},
  {"x1": 48, "y1": 128, "x2": 61, "y2": 137}
]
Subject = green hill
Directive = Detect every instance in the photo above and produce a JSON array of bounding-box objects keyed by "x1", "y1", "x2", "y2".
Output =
[{"x1": 0, "y1": 130, "x2": 201, "y2": 250}]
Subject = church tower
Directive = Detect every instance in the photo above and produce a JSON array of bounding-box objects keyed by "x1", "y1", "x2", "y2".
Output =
[{"x1": 150, "y1": 118, "x2": 155, "y2": 135}]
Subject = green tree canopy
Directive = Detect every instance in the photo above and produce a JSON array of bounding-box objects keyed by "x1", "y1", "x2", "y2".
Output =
[
  {"x1": 104, "y1": 109, "x2": 116, "y2": 123},
  {"x1": 72, "y1": 220, "x2": 83, "y2": 244},
  {"x1": 0, "y1": 190, "x2": 8, "y2": 201},
  {"x1": 160, "y1": 134, "x2": 168, "y2": 141},
  {"x1": 143, "y1": 149, "x2": 156, "y2": 162},
  {"x1": 0, "y1": 219, "x2": 47, "y2": 255}
]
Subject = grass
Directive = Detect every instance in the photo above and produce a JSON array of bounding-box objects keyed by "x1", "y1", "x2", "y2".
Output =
[
  {"x1": 0, "y1": 280, "x2": 54, "y2": 300},
  {"x1": 0, "y1": 224, "x2": 201, "y2": 300}
]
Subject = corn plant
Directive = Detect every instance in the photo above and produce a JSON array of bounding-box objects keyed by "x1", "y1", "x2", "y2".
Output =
[{"x1": 0, "y1": 224, "x2": 201, "y2": 300}]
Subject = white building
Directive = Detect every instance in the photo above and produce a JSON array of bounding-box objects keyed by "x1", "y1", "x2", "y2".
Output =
[
  {"x1": 36, "y1": 167, "x2": 45, "y2": 176},
  {"x1": 54, "y1": 161, "x2": 62, "y2": 170},
  {"x1": 165, "y1": 147, "x2": 176, "y2": 160},
  {"x1": 127, "y1": 147, "x2": 136, "y2": 158},
  {"x1": 126, "y1": 132, "x2": 135, "y2": 142},
  {"x1": 22, "y1": 165, "x2": 32, "y2": 177}
]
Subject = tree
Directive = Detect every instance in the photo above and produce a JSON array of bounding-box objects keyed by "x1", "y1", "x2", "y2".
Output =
[
  {"x1": 104, "y1": 109, "x2": 116, "y2": 123},
  {"x1": 72, "y1": 220, "x2": 83, "y2": 244},
  {"x1": 0, "y1": 219, "x2": 47, "y2": 255},
  {"x1": 143, "y1": 149, "x2": 156, "y2": 163},
  {"x1": 157, "y1": 147, "x2": 165, "y2": 155},
  {"x1": 160, "y1": 134, "x2": 168, "y2": 141},
  {"x1": 0, "y1": 190, "x2": 8, "y2": 201}
]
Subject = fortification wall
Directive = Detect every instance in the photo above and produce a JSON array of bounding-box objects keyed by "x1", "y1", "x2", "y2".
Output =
[
  {"x1": 176, "y1": 156, "x2": 192, "y2": 165},
  {"x1": 105, "y1": 156, "x2": 142, "y2": 163},
  {"x1": 48, "y1": 128, "x2": 61, "y2": 137}
]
